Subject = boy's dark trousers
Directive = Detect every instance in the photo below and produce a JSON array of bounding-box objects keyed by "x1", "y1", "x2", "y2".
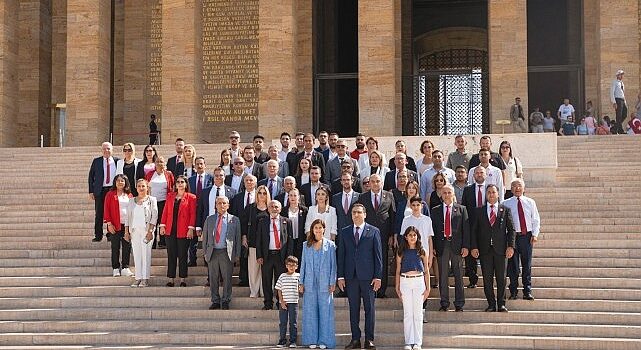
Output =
[{"x1": 279, "y1": 303, "x2": 298, "y2": 343}]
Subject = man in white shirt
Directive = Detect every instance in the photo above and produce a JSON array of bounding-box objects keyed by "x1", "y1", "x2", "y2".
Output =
[
  {"x1": 502, "y1": 178, "x2": 540, "y2": 301},
  {"x1": 277, "y1": 132, "x2": 291, "y2": 163},
  {"x1": 610, "y1": 69, "x2": 627, "y2": 134},
  {"x1": 420, "y1": 150, "x2": 456, "y2": 200},
  {"x1": 557, "y1": 98, "x2": 575, "y2": 124},
  {"x1": 467, "y1": 149, "x2": 504, "y2": 202}
]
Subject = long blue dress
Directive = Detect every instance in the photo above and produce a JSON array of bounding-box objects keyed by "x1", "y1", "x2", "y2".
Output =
[{"x1": 300, "y1": 238, "x2": 337, "y2": 348}]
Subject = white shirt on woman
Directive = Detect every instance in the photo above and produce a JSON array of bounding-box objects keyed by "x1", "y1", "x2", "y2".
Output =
[{"x1": 304, "y1": 205, "x2": 338, "y2": 239}]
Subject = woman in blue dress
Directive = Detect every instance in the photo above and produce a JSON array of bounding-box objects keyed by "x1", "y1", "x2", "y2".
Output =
[{"x1": 299, "y1": 218, "x2": 337, "y2": 349}]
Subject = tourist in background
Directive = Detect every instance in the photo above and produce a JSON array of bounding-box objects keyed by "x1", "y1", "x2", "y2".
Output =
[
  {"x1": 115, "y1": 142, "x2": 141, "y2": 196},
  {"x1": 499, "y1": 141, "x2": 523, "y2": 199},
  {"x1": 305, "y1": 187, "x2": 338, "y2": 241},
  {"x1": 395, "y1": 225, "x2": 431, "y2": 350},
  {"x1": 610, "y1": 69, "x2": 627, "y2": 134},
  {"x1": 510, "y1": 97, "x2": 527, "y2": 133},
  {"x1": 135, "y1": 145, "x2": 157, "y2": 181},
  {"x1": 103, "y1": 174, "x2": 134, "y2": 277},
  {"x1": 145, "y1": 156, "x2": 175, "y2": 249},
  {"x1": 159, "y1": 175, "x2": 196, "y2": 287},
  {"x1": 557, "y1": 98, "x2": 576, "y2": 127},
  {"x1": 576, "y1": 117, "x2": 590, "y2": 135},
  {"x1": 542, "y1": 110, "x2": 555, "y2": 133},
  {"x1": 125, "y1": 179, "x2": 158, "y2": 288},
  {"x1": 88, "y1": 142, "x2": 119, "y2": 242},
  {"x1": 148, "y1": 114, "x2": 158, "y2": 145},
  {"x1": 299, "y1": 219, "x2": 337, "y2": 349},
  {"x1": 529, "y1": 107, "x2": 544, "y2": 133}
]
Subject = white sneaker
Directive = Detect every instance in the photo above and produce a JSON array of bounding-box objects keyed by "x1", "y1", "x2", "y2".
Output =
[
  {"x1": 130, "y1": 280, "x2": 141, "y2": 288},
  {"x1": 289, "y1": 344, "x2": 297, "y2": 348},
  {"x1": 404, "y1": 345, "x2": 412, "y2": 350},
  {"x1": 308, "y1": 346, "x2": 317, "y2": 349},
  {"x1": 319, "y1": 345, "x2": 326, "y2": 349},
  {"x1": 112, "y1": 269, "x2": 121, "y2": 277},
  {"x1": 412, "y1": 345, "x2": 422, "y2": 350},
  {"x1": 139, "y1": 279, "x2": 148, "y2": 287},
  {"x1": 121, "y1": 268, "x2": 134, "y2": 277}
]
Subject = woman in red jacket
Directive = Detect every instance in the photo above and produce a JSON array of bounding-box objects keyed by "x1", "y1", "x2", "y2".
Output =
[
  {"x1": 159, "y1": 175, "x2": 196, "y2": 287},
  {"x1": 103, "y1": 174, "x2": 134, "y2": 277}
]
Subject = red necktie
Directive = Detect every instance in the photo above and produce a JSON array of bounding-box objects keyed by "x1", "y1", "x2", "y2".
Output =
[
  {"x1": 477, "y1": 185, "x2": 483, "y2": 207},
  {"x1": 517, "y1": 197, "x2": 528, "y2": 235},
  {"x1": 374, "y1": 193, "x2": 379, "y2": 211},
  {"x1": 444, "y1": 205, "x2": 452, "y2": 239},
  {"x1": 272, "y1": 218, "x2": 282, "y2": 249},
  {"x1": 344, "y1": 193, "x2": 350, "y2": 215},
  {"x1": 196, "y1": 175, "x2": 203, "y2": 197},
  {"x1": 489, "y1": 204, "x2": 496, "y2": 226},
  {"x1": 215, "y1": 215, "x2": 223, "y2": 243},
  {"x1": 105, "y1": 158, "x2": 110, "y2": 185}
]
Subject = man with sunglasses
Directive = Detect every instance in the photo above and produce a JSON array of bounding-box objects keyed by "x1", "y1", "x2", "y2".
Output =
[
  {"x1": 419, "y1": 150, "x2": 455, "y2": 201},
  {"x1": 327, "y1": 139, "x2": 360, "y2": 184},
  {"x1": 228, "y1": 131, "x2": 241, "y2": 160}
]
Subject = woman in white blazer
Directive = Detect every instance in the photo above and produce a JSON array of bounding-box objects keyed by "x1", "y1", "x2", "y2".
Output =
[
  {"x1": 360, "y1": 150, "x2": 390, "y2": 185},
  {"x1": 304, "y1": 187, "x2": 338, "y2": 240},
  {"x1": 115, "y1": 142, "x2": 141, "y2": 195},
  {"x1": 125, "y1": 178, "x2": 158, "y2": 287}
]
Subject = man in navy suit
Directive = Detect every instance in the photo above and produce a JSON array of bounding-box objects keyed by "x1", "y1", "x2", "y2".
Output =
[
  {"x1": 187, "y1": 156, "x2": 212, "y2": 266},
  {"x1": 337, "y1": 203, "x2": 382, "y2": 350},
  {"x1": 332, "y1": 173, "x2": 361, "y2": 234},
  {"x1": 88, "y1": 142, "x2": 119, "y2": 242},
  {"x1": 257, "y1": 160, "x2": 284, "y2": 199}
]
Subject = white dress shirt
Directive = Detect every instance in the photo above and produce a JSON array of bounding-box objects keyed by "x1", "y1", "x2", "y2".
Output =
[
  {"x1": 502, "y1": 195, "x2": 541, "y2": 237},
  {"x1": 400, "y1": 214, "x2": 434, "y2": 251},
  {"x1": 467, "y1": 165, "x2": 504, "y2": 202},
  {"x1": 288, "y1": 209, "x2": 300, "y2": 239},
  {"x1": 611, "y1": 78, "x2": 625, "y2": 103},
  {"x1": 230, "y1": 174, "x2": 243, "y2": 192},
  {"x1": 268, "y1": 216, "x2": 282, "y2": 250},
  {"x1": 304, "y1": 205, "x2": 338, "y2": 239},
  {"x1": 208, "y1": 185, "x2": 226, "y2": 216},
  {"x1": 371, "y1": 190, "x2": 383, "y2": 210},
  {"x1": 103, "y1": 157, "x2": 116, "y2": 186},
  {"x1": 278, "y1": 149, "x2": 289, "y2": 163}
]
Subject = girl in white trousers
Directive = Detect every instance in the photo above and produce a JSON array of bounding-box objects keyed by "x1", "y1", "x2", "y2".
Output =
[
  {"x1": 395, "y1": 225, "x2": 431, "y2": 350},
  {"x1": 125, "y1": 179, "x2": 158, "y2": 288}
]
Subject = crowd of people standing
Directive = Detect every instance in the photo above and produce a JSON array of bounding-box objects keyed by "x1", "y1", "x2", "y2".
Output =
[{"x1": 88, "y1": 131, "x2": 541, "y2": 349}]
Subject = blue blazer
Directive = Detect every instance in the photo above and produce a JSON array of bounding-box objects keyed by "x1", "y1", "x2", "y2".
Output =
[
  {"x1": 337, "y1": 223, "x2": 382, "y2": 281},
  {"x1": 300, "y1": 238, "x2": 337, "y2": 289},
  {"x1": 188, "y1": 173, "x2": 213, "y2": 195},
  {"x1": 88, "y1": 156, "x2": 120, "y2": 196}
]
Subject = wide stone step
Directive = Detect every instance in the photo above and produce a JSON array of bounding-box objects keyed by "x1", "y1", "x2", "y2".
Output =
[{"x1": 536, "y1": 239, "x2": 641, "y2": 249}]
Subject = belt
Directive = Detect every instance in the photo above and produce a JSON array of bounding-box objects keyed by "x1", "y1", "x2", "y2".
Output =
[
  {"x1": 401, "y1": 273, "x2": 424, "y2": 278},
  {"x1": 518, "y1": 231, "x2": 532, "y2": 236},
  {"x1": 268, "y1": 250, "x2": 280, "y2": 255}
]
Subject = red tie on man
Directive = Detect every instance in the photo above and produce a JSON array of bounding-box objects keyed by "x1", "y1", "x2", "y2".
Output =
[
  {"x1": 196, "y1": 175, "x2": 203, "y2": 197},
  {"x1": 272, "y1": 218, "x2": 282, "y2": 249},
  {"x1": 517, "y1": 197, "x2": 528, "y2": 235},
  {"x1": 444, "y1": 205, "x2": 451, "y2": 239},
  {"x1": 105, "y1": 158, "x2": 110, "y2": 185},
  {"x1": 215, "y1": 215, "x2": 223, "y2": 243},
  {"x1": 477, "y1": 185, "x2": 483, "y2": 207},
  {"x1": 374, "y1": 193, "x2": 379, "y2": 211},
  {"x1": 344, "y1": 193, "x2": 349, "y2": 215},
  {"x1": 489, "y1": 204, "x2": 496, "y2": 226}
]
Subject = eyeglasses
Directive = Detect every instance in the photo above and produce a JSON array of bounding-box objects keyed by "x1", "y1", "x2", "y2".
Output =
[
  {"x1": 176, "y1": 180, "x2": 186, "y2": 184},
  {"x1": 234, "y1": 162, "x2": 244, "y2": 165},
  {"x1": 435, "y1": 179, "x2": 445, "y2": 183},
  {"x1": 229, "y1": 136, "x2": 239, "y2": 139},
  {"x1": 145, "y1": 149, "x2": 153, "y2": 152},
  {"x1": 257, "y1": 191, "x2": 267, "y2": 195},
  {"x1": 123, "y1": 148, "x2": 132, "y2": 152}
]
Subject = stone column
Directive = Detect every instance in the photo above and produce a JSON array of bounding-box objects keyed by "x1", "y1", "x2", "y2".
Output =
[
  {"x1": 65, "y1": 0, "x2": 111, "y2": 145},
  {"x1": 358, "y1": 0, "x2": 400, "y2": 136},
  {"x1": 295, "y1": 0, "x2": 312, "y2": 132},
  {"x1": 18, "y1": 0, "x2": 52, "y2": 147},
  {"x1": 488, "y1": 0, "x2": 528, "y2": 133},
  {"x1": 258, "y1": 0, "x2": 298, "y2": 140},
  {"x1": 0, "y1": 0, "x2": 18, "y2": 147},
  {"x1": 161, "y1": 0, "x2": 202, "y2": 144},
  {"x1": 596, "y1": 0, "x2": 639, "y2": 122},
  {"x1": 584, "y1": 0, "x2": 600, "y2": 116}
]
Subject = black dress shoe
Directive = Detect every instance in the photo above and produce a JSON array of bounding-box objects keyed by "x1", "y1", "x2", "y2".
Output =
[
  {"x1": 221, "y1": 302, "x2": 229, "y2": 310},
  {"x1": 187, "y1": 262, "x2": 197, "y2": 267},
  {"x1": 91, "y1": 237, "x2": 102, "y2": 242},
  {"x1": 261, "y1": 305, "x2": 273, "y2": 310},
  {"x1": 208, "y1": 303, "x2": 220, "y2": 310},
  {"x1": 455, "y1": 307, "x2": 463, "y2": 312},
  {"x1": 205, "y1": 281, "x2": 210, "y2": 287},
  {"x1": 344, "y1": 339, "x2": 361, "y2": 349},
  {"x1": 237, "y1": 282, "x2": 249, "y2": 287},
  {"x1": 376, "y1": 293, "x2": 387, "y2": 299},
  {"x1": 523, "y1": 294, "x2": 534, "y2": 300},
  {"x1": 166, "y1": 282, "x2": 174, "y2": 287},
  {"x1": 485, "y1": 306, "x2": 496, "y2": 312},
  {"x1": 179, "y1": 282, "x2": 187, "y2": 287},
  {"x1": 467, "y1": 283, "x2": 477, "y2": 289},
  {"x1": 439, "y1": 306, "x2": 448, "y2": 312},
  {"x1": 498, "y1": 305, "x2": 509, "y2": 312},
  {"x1": 508, "y1": 293, "x2": 518, "y2": 300},
  {"x1": 363, "y1": 339, "x2": 376, "y2": 349}
]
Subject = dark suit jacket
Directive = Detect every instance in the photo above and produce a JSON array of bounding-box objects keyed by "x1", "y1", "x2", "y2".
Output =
[
  {"x1": 300, "y1": 182, "x2": 331, "y2": 208},
  {"x1": 88, "y1": 156, "x2": 120, "y2": 196},
  {"x1": 274, "y1": 192, "x2": 306, "y2": 209},
  {"x1": 315, "y1": 146, "x2": 331, "y2": 164},
  {"x1": 188, "y1": 173, "x2": 213, "y2": 198},
  {"x1": 255, "y1": 215, "x2": 294, "y2": 262},
  {"x1": 471, "y1": 204, "x2": 515, "y2": 256},
  {"x1": 174, "y1": 162, "x2": 195, "y2": 178},
  {"x1": 326, "y1": 156, "x2": 360, "y2": 183},
  {"x1": 469, "y1": 152, "x2": 506, "y2": 170},
  {"x1": 246, "y1": 162, "x2": 264, "y2": 181},
  {"x1": 257, "y1": 176, "x2": 285, "y2": 198},
  {"x1": 383, "y1": 169, "x2": 419, "y2": 191},
  {"x1": 337, "y1": 223, "x2": 383, "y2": 281},
  {"x1": 332, "y1": 191, "x2": 361, "y2": 232},
  {"x1": 230, "y1": 190, "x2": 252, "y2": 218},
  {"x1": 295, "y1": 150, "x2": 328, "y2": 184},
  {"x1": 224, "y1": 173, "x2": 247, "y2": 193},
  {"x1": 388, "y1": 156, "x2": 417, "y2": 172},
  {"x1": 195, "y1": 185, "x2": 237, "y2": 229},
  {"x1": 286, "y1": 150, "x2": 301, "y2": 177},
  {"x1": 166, "y1": 155, "x2": 179, "y2": 175},
  {"x1": 461, "y1": 183, "x2": 484, "y2": 223},
  {"x1": 430, "y1": 203, "x2": 470, "y2": 257},
  {"x1": 281, "y1": 204, "x2": 308, "y2": 240},
  {"x1": 357, "y1": 190, "x2": 396, "y2": 240},
  {"x1": 254, "y1": 151, "x2": 270, "y2": 164},
  {"x1": 331, "y1": 178, "x2": 362, "y2": 195}
]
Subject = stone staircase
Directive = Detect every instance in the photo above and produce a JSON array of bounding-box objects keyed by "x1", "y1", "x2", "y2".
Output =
[{"x1": 0, "y1": 136, "x2": 639, "y2": 349}]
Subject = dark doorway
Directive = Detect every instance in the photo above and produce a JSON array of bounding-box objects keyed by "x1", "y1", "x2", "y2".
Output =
[
  {"x1": 313, "y1": 0, "x2": 358, "y2": 136},
  {"x1": 527, "y1": 0, "x2": 583, "y2": 121}
]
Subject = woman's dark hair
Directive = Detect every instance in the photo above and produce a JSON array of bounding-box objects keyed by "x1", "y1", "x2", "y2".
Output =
[
  {"x1": 219, "y1": 149, "x2": 231, "y2": 167},
  {"x1": 111, "y1": 174, "x2": 131, "y2": 194},
  {"x1": 295, "y1": 157, "x2": 312, "y2": 177},
  {"x1": 142, "y1": 145, "x2": 158, "y2": 164},
  {"x1": 397, "y1": 226, "x2": 426, "y2": 258},
  {"x1": 315, "y1": 187, "x2": 331, "y2": 206},
  {"x1": 306, "y1": 219, "x2": 326, "y2": 247},
  {"x1": 499, "y1": 140, "x2": 513, "y2": 158},
  {"x1": 404, "y1": 180, "x2": 420, "y2": 199},
  {"x1": 173, "y1": 175, "x2": 191, "y2": 193}
]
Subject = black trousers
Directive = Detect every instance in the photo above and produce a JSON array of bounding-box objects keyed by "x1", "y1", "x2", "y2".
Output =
[
  {"x1": 377, "y1": 235, "x2": 390, "y2": 297},
  {"x1": 614, "y1": 98, "x2": 628, "y2": 134},
  {"x1": 261, "y1": 251, "x2": 285, "y2": 307},
  {"x1": 93, "y1": 187, "x2": 110, "y2": 240},
  {"x1": 479, "y1": 252, "x2": 507, "y2": 308},
  {"x1": 152, "y1": 200, "x2": 166, "y2": 248},
  {"x1": 188, "y1": 236, "x2": 199, "y2": 265},
  {"x1": 465, "y1": 255, "x2": 479, "y2": 285},
  {"x1": 292, "y1": 237, "x2": 303, "y2": 272},
  {"x1": 239, "y1": 248, "x2": 248, "y2": 285},
  {"x1": 108, "y1": 229, "x2": 131, "y2": 269},
  {"x1": 166, "y1": 234, "x2": 189, "y2": 278}
]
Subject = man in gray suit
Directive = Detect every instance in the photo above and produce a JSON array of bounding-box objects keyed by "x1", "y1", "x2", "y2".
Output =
[
  {"x1": 203, "y1": 196, "x2": 241, "y2": 310},
  {"x1": 326, "y1": 139, "x2": 360, "y2": 183}
]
